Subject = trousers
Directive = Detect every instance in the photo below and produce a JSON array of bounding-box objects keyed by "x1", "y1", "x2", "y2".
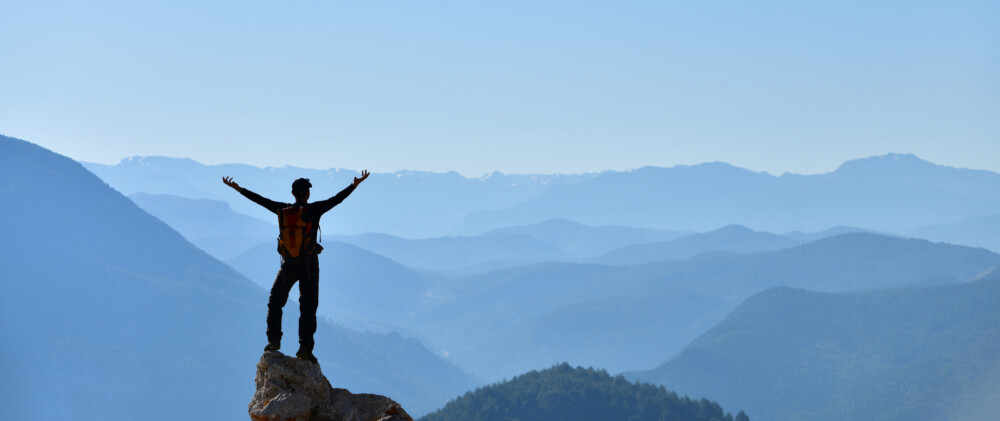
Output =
[{"x1": 266, "y1": 256, "x2": 319, "y2": 352}]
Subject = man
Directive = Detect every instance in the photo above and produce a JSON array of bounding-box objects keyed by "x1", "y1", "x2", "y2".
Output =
[{"x1": 222, "y1": 170, "x2": 369, "y2": 363}]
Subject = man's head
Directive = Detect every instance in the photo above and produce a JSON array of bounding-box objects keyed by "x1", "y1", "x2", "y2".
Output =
[{"x1": 292, "y1": 178, "x2": 311, "y2": 202}]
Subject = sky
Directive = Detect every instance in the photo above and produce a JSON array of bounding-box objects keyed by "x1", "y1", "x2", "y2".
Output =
[{"x1": 1, "y1": 0, "x2": 997, "y2": 177}]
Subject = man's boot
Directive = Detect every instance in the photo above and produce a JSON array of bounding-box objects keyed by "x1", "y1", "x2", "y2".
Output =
[{"x1": 296, "y1": 349, "x2": 318, "y2": 364}]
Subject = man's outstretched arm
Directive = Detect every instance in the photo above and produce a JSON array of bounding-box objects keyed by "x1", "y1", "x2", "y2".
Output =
[
  {"x1": 314, "y1": 170, "x2": 370, "y2": 214},
  {"x1": 222, "y1": 176, "x2": 285, "y2": 213}
]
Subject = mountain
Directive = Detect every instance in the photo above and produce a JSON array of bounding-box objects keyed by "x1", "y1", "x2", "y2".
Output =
[
  {"x1": 909, "y1": 213, "x2": 1000, "y2": 254},
  {"x1": 330, "y1": 219, "x2": 687, "y2": 274},
  {"x1": 331, "y1": 231, "x2": 573, "y2": 272},
  {"x1": 85, "y1": 153, "x2": 1000, "y2": 239},
  {"x1": 0, "y1": 135, "x2": 476, "y2": 418},
  {"x1": 421, "y1": 363, "x2": 747, "y2": 421},
  {"x1": 227, "y1": 240, "x2": 436, "y2": 334},
  {"x1": 622, "y1": 233, "x2": 1000, "y2": 298},
  {"x1": 454, "y1": 154, "x2": 1000, "y2": 234},
  {"x1": 445, "y1": 288, "x2": 733, "y2": 381},
  {"x1": 782, "y1": 225, "x2": 876, "y2": 242},
  {"x1": 628, "y1": 276, "x2": 1000, "y2": 421},
  {"x1": 484, "y1": 218, "x2": 688, "y2": 258},
  {"x1": 403, "y1": 233, "x2": 1000, "y2": 382},
  {"x1": 590, "y1": 224, "x2": 801, "y2": 265},
  {"x1": 829, "y1": 153, "x2": 1000, "y2": 197},
  {"x1": 83, "y1": 157, "x2": 596, "y2": 238},
  {"x1": 129, "y1": 192, "x2": 275, "y2": 260}
]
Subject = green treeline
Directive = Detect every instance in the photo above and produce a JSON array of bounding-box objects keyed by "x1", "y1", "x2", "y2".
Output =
[{"x1": 420, "y1": 363, "x2": 748, "y2": 421}]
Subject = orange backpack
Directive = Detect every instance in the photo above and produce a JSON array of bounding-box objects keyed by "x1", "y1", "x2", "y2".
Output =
[{"x1": 277, "y1": 206, "x2": 323, "y2": 259}]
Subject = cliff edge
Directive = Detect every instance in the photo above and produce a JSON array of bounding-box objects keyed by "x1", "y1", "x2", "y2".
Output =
[{"x1": 249, "y1": 351, "x2": 412, "y2": 421}]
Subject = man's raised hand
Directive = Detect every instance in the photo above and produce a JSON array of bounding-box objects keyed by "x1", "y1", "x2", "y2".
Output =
[
  {"x1": 353, "y1": 170, "x2": 370, "y2": 187},
  {"x1": 222, "y1": 176, "x2": 241, "y2": 191}
]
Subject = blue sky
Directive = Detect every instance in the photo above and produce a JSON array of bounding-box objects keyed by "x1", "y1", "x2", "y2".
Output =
[{"x1": 1, "y1": 0, "x2": 997, "y2": 176}]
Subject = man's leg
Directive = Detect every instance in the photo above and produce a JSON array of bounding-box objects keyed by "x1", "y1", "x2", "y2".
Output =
[
  {"x1": 266, "y1": 263, "x2": 297, "y2": 348},
  {"x1": 297, "y1": 257, "x2": 320, "y2": 354}
]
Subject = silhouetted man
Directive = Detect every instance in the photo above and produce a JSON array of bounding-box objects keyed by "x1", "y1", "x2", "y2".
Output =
[{"x1": 223, "y1": 171, "x2": 369, "y2": 363}]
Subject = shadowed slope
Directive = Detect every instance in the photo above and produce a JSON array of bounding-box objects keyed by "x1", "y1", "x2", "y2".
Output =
[
  {"x1": 129, "y1": 192, "x2": 275, "y2": 260},
  {"x1": 228, "y1": 240, "x2": 435, "y2": 334},
  {"x1": 628, "y1": 277, "x2": 1000, "y2": 420},
  {"x1": 0, "y1": 135, "x2": 475, "y2": 419},
  {"x1": 407, "y1": 233, "x2": 1000, "y2": 382},
  {"x1": 591, "y1": 224, "x2": 800, "y2": 265}
]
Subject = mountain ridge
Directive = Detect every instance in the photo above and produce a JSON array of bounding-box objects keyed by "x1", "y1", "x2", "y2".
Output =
[
  {"x1": 83, "y1": 152, "x2": 1000, "y2": 238},
  {"x1": 83, "y1": 156, "x2": 595, "y2": 238},
  {"x1": 590, "y1": 224, "x2": 802, "y2": 265},
  {"x1": 421, "y1": 363, "x2": 747, "y2": 421},
  {"x1": 396, "y1": 232, "x2": 1000, "y2": 382},
  {"x1": 129, "y1": 192, "x2": 275, "y2": 260},
  {"x1": 0, "y1": 134, "x2": 476, "y2": 418},
  {"x1": 454, "y1": 153, "x2": 1000, "y2": 235},
  {"x1": 627, "y1": 275, "x2": 1000, "y2": 420}
]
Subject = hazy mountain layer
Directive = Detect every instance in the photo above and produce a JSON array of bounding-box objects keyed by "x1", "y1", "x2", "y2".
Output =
[
  {"x1": 455, "y1": 154, "x2": 1000, "y2": 235},
  {"x1": 628, "y1": 276, "x2": 1000, "y2": 421},
  {"x1": 0, "y1": 135, "x2": 476, "y2": 418},
  {"x1": 67, "y1": 145, "x2": 1000, "y2": 418},
  {"x1": 318, "y1": 218, "x2": 687, "y2": 274},
  {"x1": 590, "y1": 224, "x2": 802, "y2": 265},
  {"x1": 83, "y1": 157, "x2": 596, "y2": 238},
  {"x1": 85, "y1": 153, "x2": 1000, "y2": 239},
  {"x1": 129, "y1": 192, "x2": 275, "y2": 260},
  {"x1": 405, "y1": 234, "x2": 1000, "y2": 382},
  {"x1": 106, "y1": 152, "x2": 1000, "y2": 388},
  {"x1": 331, "y1": 231, "x2": 573, "y2": 272},
  {"x1": 910, "y1": 213, "x2": 1000, "y2": 253},
  {"x1": 446, "y1": 289, "x2": 733, "y2": 381},
  {"x1": 227, "y1": 240, "x2": 435, "y2": 336},
  {"x1": 782, "y1": 225, "x2": 880, "y2": 242},
  {"x1": 483, "y1": 218, "x2": 688, "y2": 258}
]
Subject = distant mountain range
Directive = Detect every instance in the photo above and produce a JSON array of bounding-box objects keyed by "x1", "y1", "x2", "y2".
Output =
[
  {"x1": 346, "y1": 232, "x2": 1000, "y2": 382},
  {"x1": 456, "y1": 154, "x2": 1000, "y2": 235},
  {"x1": 485, "y1": 217, "x2": 688, "y2": 257},
  {"x1": 225, "y1": 222, "x2": 1000, "y2": 384},
  {"x1": 330, "y1": 231, "x2": 573, "y2": 272},
  {"x1": 589, "y1": 224, "x2": 802, "y2": 265},
  {"x1": 84, "y1": 153, "x2": 1000, "y2": 239},
  {"x1": 83, "y1": 156, "x2": 594, "y2": 238},
  {"x1": 910, "y1": 213, "x2": 1000, "y2": 254},
  {"x1": 628, "y1": 276, "x2": 1000, "y2": 421},
  {"x1": 782, "y1": 225, "x2": 882, "y2": 242},
  {"x1": 21, "y1": 134, "x2": 1000, "y2": 418},
  {"x1": 0, "y1": 135, "x2": 476, "y2": 418},
  {"x1": 327, "y1": 219, "x2": 688, "y2": 273},
  {"x1": 227, "y1": 240, "x2": 436, "y2": 335}
]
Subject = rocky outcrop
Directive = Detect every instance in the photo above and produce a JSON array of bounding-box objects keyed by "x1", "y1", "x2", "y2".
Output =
[{"x1": 249, "y1": 351, "x2": 412, "y2": 421}]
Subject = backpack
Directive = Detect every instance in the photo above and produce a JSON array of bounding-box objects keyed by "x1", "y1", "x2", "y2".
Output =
[{"x1": 277, "y1": 206, "x2": 323, "y2": 259}]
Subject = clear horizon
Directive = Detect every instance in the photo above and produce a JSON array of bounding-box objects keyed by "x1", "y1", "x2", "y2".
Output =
[
  {"x1": 69, "y1": 150, "x2": 995, "y2": 179},
  {"x1": 2, "y1": 1, "x2": 997, "y2": 176}
]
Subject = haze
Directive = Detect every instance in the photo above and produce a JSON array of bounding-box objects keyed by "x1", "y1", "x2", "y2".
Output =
[{"x1": 3, "y1": 1, "x2": 1000, "y2": 419}]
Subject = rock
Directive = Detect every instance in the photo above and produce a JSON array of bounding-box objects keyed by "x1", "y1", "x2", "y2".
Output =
[{"x1": 249, "y1": 351, "x2": 413, "y2": 421}]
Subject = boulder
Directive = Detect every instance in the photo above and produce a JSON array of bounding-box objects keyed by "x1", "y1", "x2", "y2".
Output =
[{"x1": 249, "y1": 351, "x2": 412, "y2": 421}]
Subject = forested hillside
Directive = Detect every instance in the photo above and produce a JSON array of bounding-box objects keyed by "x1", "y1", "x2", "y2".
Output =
[{"x1": 421, "y1": 364, "x2": 748, "y2": 421}]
